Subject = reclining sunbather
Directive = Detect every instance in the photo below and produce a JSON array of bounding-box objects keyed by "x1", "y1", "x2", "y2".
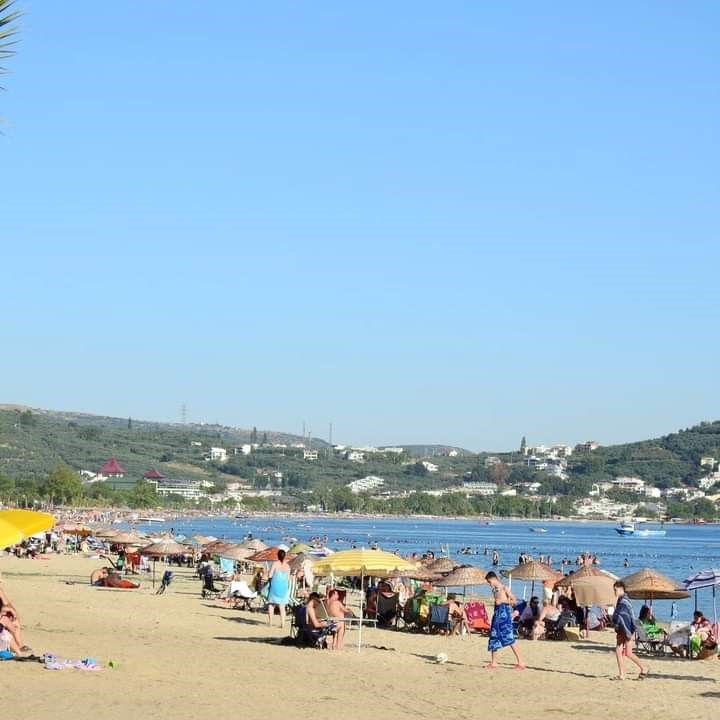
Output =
[{"x1": 91, "y1": 568, "x2": 140, "y2": 589}]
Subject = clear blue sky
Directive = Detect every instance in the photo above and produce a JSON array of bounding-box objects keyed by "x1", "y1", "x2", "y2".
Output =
[{"x1": 3, "y1": 2, "x2": 719, "y2": 451}]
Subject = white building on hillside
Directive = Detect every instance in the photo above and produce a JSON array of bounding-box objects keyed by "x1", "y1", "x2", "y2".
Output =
[
  {"x1": 462, "y1": 481, "x2": 498, "y2": 496},
  {"x1": 209, "y1": 447, "x2": 228, "y2": 463},
  {"x1": 422, "y1": 461, "x2": 439, "y2": 473},
  {"x1": 612, "y1": 476, "x2": 645, "y2": 493},
  {"x1": 347, "y1": 476, "x2": 385, "y2": 494}
]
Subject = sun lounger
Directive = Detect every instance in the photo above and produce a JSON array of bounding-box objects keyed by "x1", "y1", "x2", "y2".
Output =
[{"x1": 464, "y1": 602, "x2": 490, "y2": 635}]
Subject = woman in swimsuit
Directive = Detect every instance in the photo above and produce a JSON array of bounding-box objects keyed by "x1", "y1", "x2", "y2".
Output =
[{"x1": 267, "y1": 549, "x2": 291, "y2": 629}]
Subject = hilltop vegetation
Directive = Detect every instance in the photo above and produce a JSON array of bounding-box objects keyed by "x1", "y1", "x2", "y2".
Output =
[{"x1": 0, "y1": 406, "x2": 718, "y2": 518}]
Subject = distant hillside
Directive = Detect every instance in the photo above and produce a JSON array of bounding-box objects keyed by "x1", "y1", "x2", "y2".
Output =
[
  {"x1": 0, "y1": 406, "x2": 326, "y2": 482},
  {"x1": 390, "y1": 444, "x2": 473, "y2": 458},
  {"x1": 567, "y1": 421, "x2": 720, "y2": 488}
]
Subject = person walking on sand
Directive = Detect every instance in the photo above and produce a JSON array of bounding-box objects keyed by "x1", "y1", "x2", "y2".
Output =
[
  {"x1": 266, "y1": 548, "x2": 291, "y2": 630},
  {"x1": 611, "y1": 580, "x2": 647, "y2": 681},
  {"x1": 485, "y1": 571, "x2": 526, "y2": 670}
]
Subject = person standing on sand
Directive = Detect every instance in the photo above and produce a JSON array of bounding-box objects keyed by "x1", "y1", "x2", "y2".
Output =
[
  {"x1": 611, "y1": 580, "x2": 647, "y2": 681},
  {"x1": 266, "y1": 549, "x2": 291, "y2": 629},
  {"x1": 485, "y1": 571, "x2": 526, "y2": 670}
]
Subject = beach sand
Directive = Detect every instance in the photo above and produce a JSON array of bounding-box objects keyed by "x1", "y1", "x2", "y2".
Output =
[{"x1": 1, "y1": 554, "x2": 717, "y2": 720}]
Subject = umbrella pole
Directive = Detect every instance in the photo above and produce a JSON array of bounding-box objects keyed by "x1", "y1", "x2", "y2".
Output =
[
  {"x1": 152, "y1": 559, "x2": 156, "y2": 589},
  {"x1": 358, "y1": 569, "x2": 364, "y2": 653},
  {"x1": 714, "y1": 586, "x2": 717, "y2": 627}
]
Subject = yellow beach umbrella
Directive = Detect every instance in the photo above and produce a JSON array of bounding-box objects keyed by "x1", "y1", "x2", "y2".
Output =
[
  {"x1": 312, "y1": 548, "x2": 415, "y2": 577},
  {"x1": 0, "y1": 510, "x2": 55, "y2": 548},
  {"x1": 312, "y1": 549, "x2": 415, "y2": 653}
]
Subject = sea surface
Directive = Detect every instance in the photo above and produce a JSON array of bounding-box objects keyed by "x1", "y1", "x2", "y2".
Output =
[{"x1": 135, "y1": 515, "x2": 720, "y2": 621}]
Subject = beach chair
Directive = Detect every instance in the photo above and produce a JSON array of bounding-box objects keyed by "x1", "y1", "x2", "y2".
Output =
[
  {"x1": 464, "y1": 602, "x2": 491, "y2": 635},
  {"x1": 156, "y1": 571, "x2": 173, "y2": 595},
  {"x1": 375, "y1": 592, "x2": 400, "y2": 629},
  {"x1": 218, "y1": 557, "x2": 235, "y2": 579},
  {"x1": 201, "y1": 572, "x2": 224, "y2": 599},
  {"x1": 635, "y1": 625, "x2": 668, "y2": 656},
  {"x1": 228, "y1": 580, "x2": 257, "y2": 610},
  {"x1": 428, "y1": 604, "x2": 452, "y2": 634},
  {"x1": 291, "y1": 605, "x2": 335, "y2": 649},
  {"x1": 545, "y1": 611, "x2": 576, "y2": 641}
]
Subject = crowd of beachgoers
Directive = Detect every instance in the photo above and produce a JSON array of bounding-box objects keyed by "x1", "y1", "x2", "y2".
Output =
[{"x1": 2, "y1": 512, "x2": 718, "y2": 683}]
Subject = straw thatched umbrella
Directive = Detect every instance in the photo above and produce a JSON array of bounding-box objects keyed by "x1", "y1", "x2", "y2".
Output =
[
  {"x1": 141, "y1": 540, "x2": 190, "y2": 588},
  {"x1": 239, "y1": 538, "x2": 268, "y2": 552},
  {"x1": 434, "y1": 565, "x2": 487, "y2": 587},
  {"x1": 217, "y1": 544, "x2": 254, "y2": 562},
  {"x1": 190, "y1": 535, "x2": 217, "y2": 546},
  {"x1": 392, "y1": 567, "x2": 442, "y2": 582},
  {"x1": 505, "y1": 561, "x2": 560, "y2": 597},
  {"x1": 571, "y1": 574, "x2": 617, "y2": 608},
  {"x1": 621, "y1": 568, "x2": 689, "y2": 603},
  {"x1": 94, "y1": 528, "x2": 122, "y2": 539},
  {"x1": 554, "y1": 566, "x2": 617, "y2": 589},
  {"x1": 107, "y1": 531, "x2": 145, "y2": 546},
  {"x1": 203, "y1": 540, "x2": 235, "y2": 555},
  {"x1": 426, "y1": 557, "x2": 459, "y2": 574}
]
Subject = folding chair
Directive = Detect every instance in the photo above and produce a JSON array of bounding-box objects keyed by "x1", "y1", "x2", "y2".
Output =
[{"x1": 428, "y1": 604, "x2": 452, "y2": 634}]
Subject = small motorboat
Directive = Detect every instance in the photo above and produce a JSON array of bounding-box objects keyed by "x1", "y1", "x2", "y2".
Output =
[{"x1": 615, "y1": 521, "x2": 666, "y2": 537}]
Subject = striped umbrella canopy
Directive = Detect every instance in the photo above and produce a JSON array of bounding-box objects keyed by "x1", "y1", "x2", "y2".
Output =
[
  {"x1": 681, "y1": 569, "x2": 720, "y2": 591},
  {"x1": 681, "y1": 569, "x2": 720, "y2": 624}
]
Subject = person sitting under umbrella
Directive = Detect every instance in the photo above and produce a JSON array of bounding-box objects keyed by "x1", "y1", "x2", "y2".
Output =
[
  {"x1": 518, "y1": 596, "x2": 541, "y2": 637},
  {"x1": 638, "y1": 605, "x2": 667, "y2": 642},
  {"x1": 690, "y1": 611, "x2": 716, "y2": 659}
]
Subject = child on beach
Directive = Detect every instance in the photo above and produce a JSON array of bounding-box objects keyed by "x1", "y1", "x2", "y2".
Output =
[{"x1": 485, "y1": 571, "x2": 526, "y2": 670}]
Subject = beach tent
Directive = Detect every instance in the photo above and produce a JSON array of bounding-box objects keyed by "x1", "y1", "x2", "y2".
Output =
[
  {"x1": 312, "y1": 549, "x2": 415, "y2": 652},
  {"x1": 0, "y1": 509, "x2": 55, "y2": 547},
  {"x1": 681, "y1": 570, "x2": 720, "y2": 625}
]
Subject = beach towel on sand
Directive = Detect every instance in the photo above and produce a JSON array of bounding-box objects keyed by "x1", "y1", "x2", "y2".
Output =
[{"x1": 488, "y1": 604, "x2": 515, "y2": 652}]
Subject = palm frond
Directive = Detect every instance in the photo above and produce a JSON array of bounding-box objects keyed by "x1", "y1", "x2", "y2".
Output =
[{"x1": 0, "y1": 0, "x2": 21, "y2": 68}]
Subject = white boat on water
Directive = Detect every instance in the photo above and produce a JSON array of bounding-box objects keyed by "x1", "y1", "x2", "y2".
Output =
[
  {"x1": 615, "y1": 521, "x2": 666, "y2": 537},
  {"x1": 137, "y1": 517, "x2": 166, "y2": 524},
  {"x1": 530, "y1": 527, "x2": 548, "y2": 533}
]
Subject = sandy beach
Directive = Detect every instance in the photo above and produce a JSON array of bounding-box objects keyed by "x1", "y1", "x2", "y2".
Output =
[{"x1": 1, "y1": 554, "x2": 717, "y2": 720}]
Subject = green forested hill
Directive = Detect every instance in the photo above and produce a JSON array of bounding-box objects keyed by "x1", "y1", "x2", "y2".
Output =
[{"x1": 567, "y1": 421, "x2": 720, "y2": 488}]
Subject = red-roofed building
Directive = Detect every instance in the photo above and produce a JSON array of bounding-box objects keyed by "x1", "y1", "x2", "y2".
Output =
[
  {"x1": 98, "y1": 457, "x2": 126, "y2": 478},
  {"x1": 143, "y1": 468, "x2": 166, "y2": 480}
]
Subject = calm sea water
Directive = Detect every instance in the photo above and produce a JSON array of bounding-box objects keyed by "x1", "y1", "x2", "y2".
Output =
[{"x1": 136, "y1": 515, "x2": 720, "y2": 620}]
